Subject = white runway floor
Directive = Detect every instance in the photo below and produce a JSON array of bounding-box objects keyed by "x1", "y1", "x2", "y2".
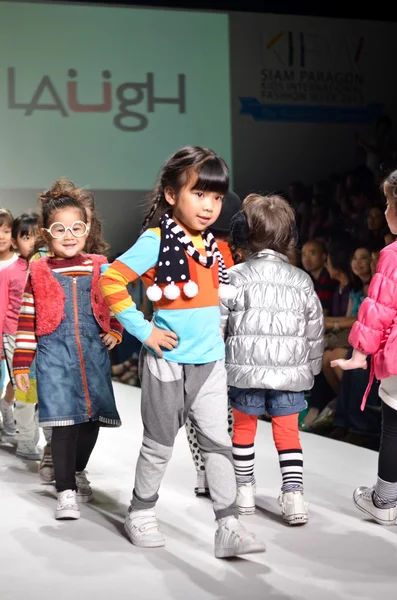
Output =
[{"x1": 1, "y1": 382, "x2": 396, "y2": 600}]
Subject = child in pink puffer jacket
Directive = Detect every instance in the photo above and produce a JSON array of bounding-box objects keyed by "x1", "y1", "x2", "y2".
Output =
[{"x1": 332, "y1": 168, "x2": 397, "y2": 527}]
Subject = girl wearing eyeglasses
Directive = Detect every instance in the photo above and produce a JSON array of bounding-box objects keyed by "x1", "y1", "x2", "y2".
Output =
[
  {"x1": 12, "y1": 181, "x2": 123, "y2": 522},
  {"x1": 28, "y1": 179, "x2": 110, "y2": 485}
]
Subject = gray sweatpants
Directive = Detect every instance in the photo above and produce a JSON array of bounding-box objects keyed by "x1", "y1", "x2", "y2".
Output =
[{"x1": 131, "y1": 350, "x2": 238, "y2": 520}]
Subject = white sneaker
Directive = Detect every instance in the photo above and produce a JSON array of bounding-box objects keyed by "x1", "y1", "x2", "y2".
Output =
[
  {"x1": 124, "y1": 508, "x2": 165, "y2": 548},
  {"x1": 76, "y1": 471, "x2": 93, "y2": 503},
  {"x1": 353, "y1": 486, "x2": 397, "y2": 526},
  {"x1": 279, "y1": 491, "x2": 309, "y2": 525},
  {"x1": 214, "y1": 516, "x2": 266, "y2": 558},
  {"x1": 55, "y1": 490, "x2": 80, "y2": 520},
  {"x1": 0, "y1": 398, "x2": 16, "y2": 436},
  {"x1": 236, "y1": 484, "x2": 256, "y2": 515},
  {"x1": 38, "y1": 444, "x2": 54, "y2": 482},
  {"x1": 16, "y1": 440, "x2": 42, "y2": 461}
]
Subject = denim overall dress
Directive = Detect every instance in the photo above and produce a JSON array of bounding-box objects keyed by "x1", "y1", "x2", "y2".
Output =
[{"x1": 35, "y1": 271, "x2": 121, "y2": 428}]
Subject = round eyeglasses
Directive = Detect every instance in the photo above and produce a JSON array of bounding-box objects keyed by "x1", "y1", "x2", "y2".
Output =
[{"x1": 44, "y1": 221, "x2": 89, "y2": 239}]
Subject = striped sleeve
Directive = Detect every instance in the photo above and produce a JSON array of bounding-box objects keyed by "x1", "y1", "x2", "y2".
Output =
[
  {"x1": 99, "y1": 230, "x2": 160, "y2": 343},
  {"x1": 12, "y1": 275, "x2": 37, "y2": 375}
]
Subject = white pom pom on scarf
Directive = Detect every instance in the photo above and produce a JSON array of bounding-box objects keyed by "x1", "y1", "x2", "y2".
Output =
[
  {"x1": 146, "y1": 284, "x2": 163, "y2": 302},
  {"x1": 164, "y1": 282, "x2": 181, "y2": 300},
  {"x1": 183, "y1": 280, "x2": 199, "y2": 298}
]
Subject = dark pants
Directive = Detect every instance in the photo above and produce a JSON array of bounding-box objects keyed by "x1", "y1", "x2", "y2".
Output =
[
  {"x1": 308, "y1": 371, "x2": 334, "y2": 412},
  {"x1": 379, "y1": 403, "x2": 397, "y2": 482},
  {"x1": 111, "y1": 330, "x2": 141, "y2": 365},
  {"x1": 52, "y1": 421, "x2": 100, "y2": 492},
  {"x1": 334, "y1": 350, "x2": 381, "y2": 436}
]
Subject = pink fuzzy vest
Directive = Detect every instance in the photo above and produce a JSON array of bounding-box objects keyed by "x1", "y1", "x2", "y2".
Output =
[{"x1": 29, "y1": 254, "x2": 111, "y2": 336}]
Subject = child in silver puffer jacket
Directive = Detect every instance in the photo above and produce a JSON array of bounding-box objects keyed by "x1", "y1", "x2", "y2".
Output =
[{"x1": 221, "y1": 194, "x2": 324, "y2": 525}]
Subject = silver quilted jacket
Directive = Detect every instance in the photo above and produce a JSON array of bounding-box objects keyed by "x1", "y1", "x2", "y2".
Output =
[{"x1": 220, "y1": 249, "x2": 324, "y2": 391}]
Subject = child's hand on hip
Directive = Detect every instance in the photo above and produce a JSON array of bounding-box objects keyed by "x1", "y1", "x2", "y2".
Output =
[
  {"x1": 331, "y1": 349, "x2": 367, "y2": 371},
  {"x1": 145, "y1": 326, "x2": 178, "y2": 358},
  {"x1": 15, "y1": 373, "x2": 30, "y2": 393},
  {"x1": 100, "y1": 333, "x2": 118, "y2": 350}
]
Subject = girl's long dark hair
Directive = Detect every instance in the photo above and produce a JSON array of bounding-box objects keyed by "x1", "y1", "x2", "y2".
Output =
[{"x1": 141, "y1": 146, "x2": 229, "y2": 233}]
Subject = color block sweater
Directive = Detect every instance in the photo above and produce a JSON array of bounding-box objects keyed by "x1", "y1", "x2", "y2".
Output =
[{"x1": 99, "y1": 228, "x2": 225, "y2": 364}]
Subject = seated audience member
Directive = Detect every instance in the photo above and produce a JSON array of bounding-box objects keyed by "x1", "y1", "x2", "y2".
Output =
[
  {"x1": 370, "y1": 239, "x2": 385, "y2": 275},
  {"x1": 301, "y1": 240, "x2": 337, "y2": 315},
  {"x1": 308, "y1": 193, "x2": 331, "y2": 242},
  {"x1": 345, "y1": 165, "x2": 376, "y2": 194},
  {"x1": 303, "y1": 242, "x2": 369, "y2": 424},
  {"x1": 366, "y1": 205, "x2": 387, "y2": 244},
  {"x1": 322, "y1": 245, "x2": 372, "y2": 395},
  {"x1": 330, "y1": 349, "x2": 381, "y2": 450},
  {"x1": 348, "y1": 183, "x2": 373, "y2": 240},
  {"x1": 303, "y1": 241, "x2": 353, "y2": 428}
]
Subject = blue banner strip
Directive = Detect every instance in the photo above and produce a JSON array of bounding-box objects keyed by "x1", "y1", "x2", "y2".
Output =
[{"x1": 239, "y1": 97, "x2": 384, "y2": 124}]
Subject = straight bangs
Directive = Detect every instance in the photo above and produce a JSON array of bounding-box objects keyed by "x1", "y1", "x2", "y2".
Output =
[
  {"x1": 13, "y1": 212, "x2": 39, "y2": 239},
  {"x1": 18, "y1": 224, "x2": 38, "y2": 238},
  {"x1": 190, "y1": 155, "x2": 229, "y2": 196}
]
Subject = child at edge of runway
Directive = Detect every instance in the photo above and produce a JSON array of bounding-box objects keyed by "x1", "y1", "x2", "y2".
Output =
[
  {"x1": 13, "y1": 182, "x2": 123, "y2": 521},
  {"x1": 0, "y1": 208, "x2": 18, "y2": 438},
  {"x1": 0, "y1": 212, "x2": 44, "y2": 461},
  {"x1": 99, "y1": 146, "x2": 266, "y2": 558},
  {"x1": 220, "y1": 194, "x2": 324, "y2": 524},
  {"x1": 331, "y1": 168, "x2": 397, "y2": 526}
]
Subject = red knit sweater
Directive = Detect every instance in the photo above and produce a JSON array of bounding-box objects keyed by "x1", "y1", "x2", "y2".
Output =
[{"x1": 13, "y1": 254, "x2": 122, "y2": 375}]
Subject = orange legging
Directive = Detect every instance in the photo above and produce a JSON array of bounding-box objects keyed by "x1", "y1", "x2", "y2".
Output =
[{"x1": 232, "y1": 408, "x2": 301, "y2": 452}]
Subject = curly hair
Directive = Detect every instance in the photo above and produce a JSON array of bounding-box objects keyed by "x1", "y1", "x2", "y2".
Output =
[
  {"x1": 78, "y1": 190, "x2": 109, "y2": 255},
  {"x1": 31, "y1": 178, "x2": 109, "y2": 258}
]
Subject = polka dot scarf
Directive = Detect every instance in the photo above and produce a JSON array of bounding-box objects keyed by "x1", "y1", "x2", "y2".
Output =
[{"x1": 146, "y1": 212, "x2": 232, "y2": 302}]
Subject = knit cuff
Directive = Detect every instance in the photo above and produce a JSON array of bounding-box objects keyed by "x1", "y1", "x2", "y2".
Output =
[
  {"x1": 109, "y1": 330, "x2": 123, "y2": 345},
  {"x1": 13, "y1": 368, "x2": 30, "y2": 376}
]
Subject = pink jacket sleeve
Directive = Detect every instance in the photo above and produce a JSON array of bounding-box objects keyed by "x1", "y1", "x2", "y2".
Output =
[
  {"x1": 349, "y1": 245, "x2": 397, "y2": 355},
  {"x1": 0, "y1": 269, "x2": 10, "y2": 349}
]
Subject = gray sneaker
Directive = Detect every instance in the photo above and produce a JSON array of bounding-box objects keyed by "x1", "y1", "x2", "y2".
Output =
[
  {"x1": 214, "y1": 516, "x2": 266, "y2": 558},
  {"x1": 75, "y1": 471, "x2": 93, "y2": 503},
  {"x1": 0, "y1": 398, "x2": 16, "y2": 436},
  {"x1": 38, "y1": 444, "x2": 54, "y2": 482},
  {"x1": 353, "y1": 486, "x2": 397, "y2": 526}
]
